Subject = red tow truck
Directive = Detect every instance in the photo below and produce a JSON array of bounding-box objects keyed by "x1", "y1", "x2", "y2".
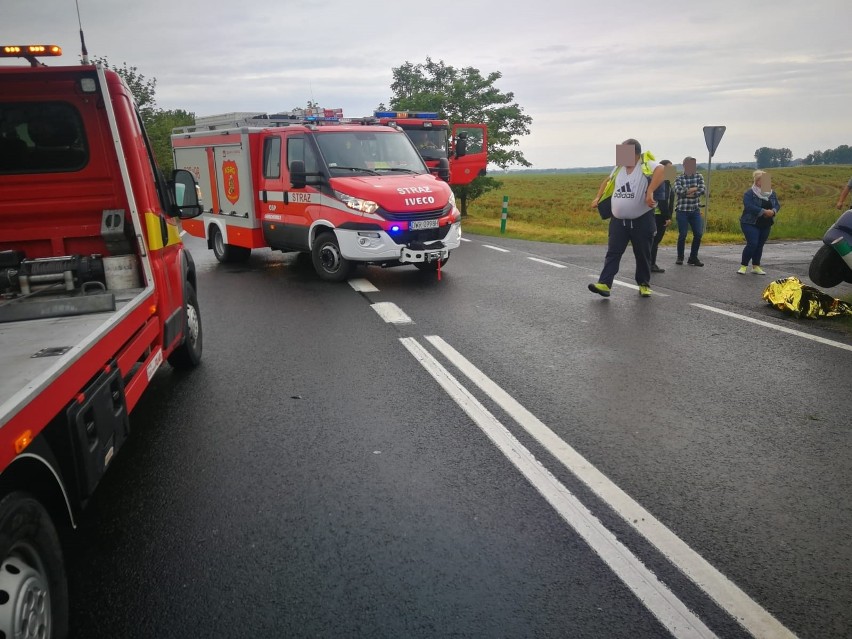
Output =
[
  {"x1": 0, "y1": 44, "x2": 204, "y2": 637},
  {"x1": 172, "y1": 111, "x2": 462, "y2": 280},
  {"x1": 370, "y1": 111, "x2": 488, "y2": 186}
]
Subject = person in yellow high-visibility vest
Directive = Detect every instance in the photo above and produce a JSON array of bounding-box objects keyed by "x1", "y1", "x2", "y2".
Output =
[{"x1": 589, "y1": 139, "x2": 665, "y2": 298}]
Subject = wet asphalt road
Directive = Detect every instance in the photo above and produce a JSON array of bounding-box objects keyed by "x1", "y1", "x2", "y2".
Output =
[{"x1": 66, "y1": 233, "x2": 851, "y2": 638}]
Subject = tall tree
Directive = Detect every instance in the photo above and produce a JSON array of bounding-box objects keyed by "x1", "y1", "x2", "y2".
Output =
[
  {"x1": 146, "y1": 109, "x2": 195, "y2": 173},
  {"x1": 754, "y1": 147, "x2": 792, "y2": 168},
  {"x1": 388, "y1": 58, "x2": 533, "y2": 214},
  {"x1": 91, "y1": 57, "x2": 192, "y2": 171}
]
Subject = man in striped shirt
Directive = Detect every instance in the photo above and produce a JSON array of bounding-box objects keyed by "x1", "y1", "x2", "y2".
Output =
[{"x1": 674, "y1": 157, "x2": 706, "y2": 266}]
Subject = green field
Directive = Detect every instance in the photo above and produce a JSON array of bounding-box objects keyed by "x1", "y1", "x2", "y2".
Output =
[{"x1": 463, "y1": 166, "x2": 852, "y2": 245}]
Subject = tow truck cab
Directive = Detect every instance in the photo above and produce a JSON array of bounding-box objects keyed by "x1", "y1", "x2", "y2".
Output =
[{"x1": 0, "y1": 44, "x2": 203, "y2": 639}]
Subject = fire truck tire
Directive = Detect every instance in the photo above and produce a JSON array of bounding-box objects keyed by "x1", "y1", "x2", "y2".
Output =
[
  {"x1": 414, "y1": 255, "x2": 450, "y2": 272},
  {"x1": 168, "y1": 282, "x2": 203, "y2": 370},
  {"x1": 211, "y1": 226, "x2": 251, "y2": 263},
  {"x1": 312, "y1": 232, "x2": 352, "y2": 282},
  {"x1": 0, "y1": 492, "x2": 69, "y2": 639},
  {"x1": 808, "y1": 244, "x2": 849, "y2": 288}
]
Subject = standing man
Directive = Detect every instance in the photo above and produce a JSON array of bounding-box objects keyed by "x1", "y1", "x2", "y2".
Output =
[
  {"x1": 836, "y1": 176, "x2": 852, "y2": 210},
  {"x1": 674, "y1": 157, "x2": 706, "y2": 266},
  {"x1": 589, "y1": 139, "x2": 664, "y2": 298},
  {"x1": 651, "y1": 159, "x2": 675, "y2": 273}
]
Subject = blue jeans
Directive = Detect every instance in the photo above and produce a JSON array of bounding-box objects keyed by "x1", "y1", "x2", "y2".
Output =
[
  {"x1": 676, "y1": 209, "x2": 703, "y2": 260},
  {"x1": 740, "y1": 222, "x2": 772, "y2": 266}
]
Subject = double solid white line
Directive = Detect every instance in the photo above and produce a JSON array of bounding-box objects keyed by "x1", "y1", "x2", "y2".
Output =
[{"x1": 402, "y1": 335, "x2": 797, "y2": 639}]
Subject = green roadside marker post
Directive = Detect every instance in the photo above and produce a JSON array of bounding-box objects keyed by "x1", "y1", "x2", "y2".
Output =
[{"x1": 500, "y1": 196, "x2": 509, "y2": 233}]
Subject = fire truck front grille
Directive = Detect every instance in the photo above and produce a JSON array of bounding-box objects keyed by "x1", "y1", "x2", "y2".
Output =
[
  {"x1": 380, "y1": 205, "x2": 450, "y2": 222},
  {"x1": 392, "y1": 225, "x2": 451, "y2": 245}
]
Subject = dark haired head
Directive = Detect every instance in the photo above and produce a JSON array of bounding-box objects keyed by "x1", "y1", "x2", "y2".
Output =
[{"x1": 622, "y1": 138, "x2": 641, "y2": 155}]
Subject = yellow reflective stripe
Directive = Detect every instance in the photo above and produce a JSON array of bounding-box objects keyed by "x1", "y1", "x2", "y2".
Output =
[{"x1": 144, "y1": 211, "x2": 183, "y2": 251}]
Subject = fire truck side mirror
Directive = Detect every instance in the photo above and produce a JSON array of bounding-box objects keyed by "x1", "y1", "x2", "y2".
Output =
[
  {"x1": 290, "y1": 160, "x2": 307, "y2": 189},
  {"x1": 435, "y1": 157, "x2": 450, "y2": 182},
  {"x1": 169, "y1": 169, "x2": 203, "y2": 220},
  {"x1": 455, "y1": 132, "x2": 468, "y2": 159}
]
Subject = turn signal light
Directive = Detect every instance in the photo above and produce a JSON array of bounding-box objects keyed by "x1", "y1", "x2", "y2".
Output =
[{"x1": 14, "y1": 430, "x2": 33, "y2": 454}]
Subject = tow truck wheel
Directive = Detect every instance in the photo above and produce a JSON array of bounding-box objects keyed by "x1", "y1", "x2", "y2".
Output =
[
  {"x1": 808, "y1": 244, "x2": 849, "y2": 288},
  {"x1": 211, "y1": 226, "x2": 251, "y2": 263},
  {"x1": 168, "y1": 282, "x2": 203, "y2": 370},
  {"x1": 414, "y1": 255, "x2": 449, "y2": 272},
  {"x1": 312, "y1": 232, "x2": 352, "y2": 282},
  {"x1": 0, "y1": 492, "x2": 68, "y2": 639}
]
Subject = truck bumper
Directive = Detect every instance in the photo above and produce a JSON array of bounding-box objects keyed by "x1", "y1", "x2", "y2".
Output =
[{"x1": 336, "y1": 222, "x2": 461, "y2": 263}]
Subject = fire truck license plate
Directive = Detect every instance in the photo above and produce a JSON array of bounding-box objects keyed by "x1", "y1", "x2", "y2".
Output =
[{"x1": 409, "y1": 219, "x2": 439, "y2": 230}]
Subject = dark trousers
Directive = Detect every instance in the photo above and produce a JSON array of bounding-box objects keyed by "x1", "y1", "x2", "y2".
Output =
[
  {"x1": 740, "y1": 222, "x2": 772, "y2": 266},
  {"x1": 598, "y1": 210, "x2": 656, "y2": 287},
  {"x1": 651, "y1": 215, "x2": 668, "y2": 265}
]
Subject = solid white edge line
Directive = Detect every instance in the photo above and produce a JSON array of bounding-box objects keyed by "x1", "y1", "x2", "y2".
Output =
[
  {"x1": 527, "y1": 257, "x2": 567, "y2": 269},
  {"x1": 348, "y1": 278, "x2": 379, "y2": 293},
  {"x1": 401, "y1": 337, "x2": 717, "y2": 639},
  {"x1": 693, "y1": 303, "x2": 852, "y2": 352},
  {"x1": 370, "y1": 302, "x2": 412, "y2": 324},
  {"x1": 482, "y1": 244, "x2": 510, "y2": 253},
  {"x1": 423, "y1": 334, "x2": 797, "y2": 639}
]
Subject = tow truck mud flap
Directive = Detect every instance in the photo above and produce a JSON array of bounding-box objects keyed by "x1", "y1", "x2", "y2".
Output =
[
  {"x1": 400, "y1": 241, "x2": 448, "y2": 264},
  {"x1": 66, "y1": 362, "x2": 130, "y2": 498}
]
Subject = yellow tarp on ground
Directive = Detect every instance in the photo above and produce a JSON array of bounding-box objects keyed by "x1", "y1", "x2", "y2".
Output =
[{"x1": 763, "y1": 277, "x2": 852, "y2": 319}]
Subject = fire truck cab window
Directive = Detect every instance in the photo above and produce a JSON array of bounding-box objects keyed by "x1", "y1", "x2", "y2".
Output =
[
  {"x1": 0, "y1": 102, "x2": 88, "y2": 173},
  {"x1": 287, "y1": 137, "x2": 320, "y2": 179},
  {"x1": 263, "y1": 136, "x2": 281, "y2": 179}
]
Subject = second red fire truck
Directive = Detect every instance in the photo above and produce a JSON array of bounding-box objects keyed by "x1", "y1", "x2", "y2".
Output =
[{"x1": 370, "y1": 110, "x2": 488, "y2": 187}]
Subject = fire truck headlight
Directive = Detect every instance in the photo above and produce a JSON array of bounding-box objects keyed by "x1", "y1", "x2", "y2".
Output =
[
  {"x1": 333, "y1": 189, "x2": 378, "y2": 215},
  {"x1": 447, "y1": 190, "x2": 456, "y2": 209}
]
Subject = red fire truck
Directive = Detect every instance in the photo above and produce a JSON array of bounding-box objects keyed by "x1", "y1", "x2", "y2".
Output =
[
  {"x1": 171, "y1": 112, "x2": 462, "y2": 280},
  {"x1": 0, "y1": 44, "x2": 204, "y2": 637},
  {"x1": 371, "y1": 111, "x2": 488, "y2": 186}
]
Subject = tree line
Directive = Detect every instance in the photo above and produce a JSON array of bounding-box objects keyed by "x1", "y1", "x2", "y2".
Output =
[{"x1": 754, "y1": 144, "x2": 851, "y2": 168}]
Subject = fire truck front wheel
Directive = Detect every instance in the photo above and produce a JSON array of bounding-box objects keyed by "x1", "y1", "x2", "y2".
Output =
[
  {"x1": 211, "y1": 226, "x2": 251, "y2": 263},
  {"x1": 312, "y1": 232, "x2": 353, "y2": 282},
  {"x1": 0, "y1": 492, "x2": 69, "y2": 639}
]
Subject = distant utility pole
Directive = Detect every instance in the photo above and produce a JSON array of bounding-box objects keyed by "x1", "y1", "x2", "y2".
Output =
[{"x1": 702, "y1": 126, "x2": 726, "y2": 229}]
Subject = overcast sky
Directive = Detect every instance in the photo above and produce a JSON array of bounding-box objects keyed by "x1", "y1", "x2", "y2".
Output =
[{"x1": 4, "y1": 0, "x2": 850, "y2": 169}]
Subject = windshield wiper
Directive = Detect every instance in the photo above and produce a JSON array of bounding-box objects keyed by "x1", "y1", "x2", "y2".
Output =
[
  {"x1": 330, "y1": 166, "x2": 380, "y2": 175},
  {"x1": 375, "y1": 167, "x2": 420, "y2": 174}
]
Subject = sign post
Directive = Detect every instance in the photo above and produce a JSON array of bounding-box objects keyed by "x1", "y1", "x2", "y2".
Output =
[{"x1": 702, "y1": 126, "x2": 726, "y2": 229}]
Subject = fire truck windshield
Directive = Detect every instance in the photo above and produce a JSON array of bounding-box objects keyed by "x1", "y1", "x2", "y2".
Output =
[
  {"x1": 405, "y1": 130, "x2": 448, "y2": 160},
  {"x1": 316, "y1": 130, "x2": 427, "y2": 176}
]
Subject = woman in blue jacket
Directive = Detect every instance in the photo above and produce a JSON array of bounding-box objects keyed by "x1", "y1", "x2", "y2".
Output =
[{"x1": 738, "y1": 170, "x2": 780, "y2": 275}]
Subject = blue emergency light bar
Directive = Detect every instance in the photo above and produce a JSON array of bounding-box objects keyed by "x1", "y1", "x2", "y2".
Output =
[{"x1": 374, "y1": 111, "x2": 439, "y2": 119}]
